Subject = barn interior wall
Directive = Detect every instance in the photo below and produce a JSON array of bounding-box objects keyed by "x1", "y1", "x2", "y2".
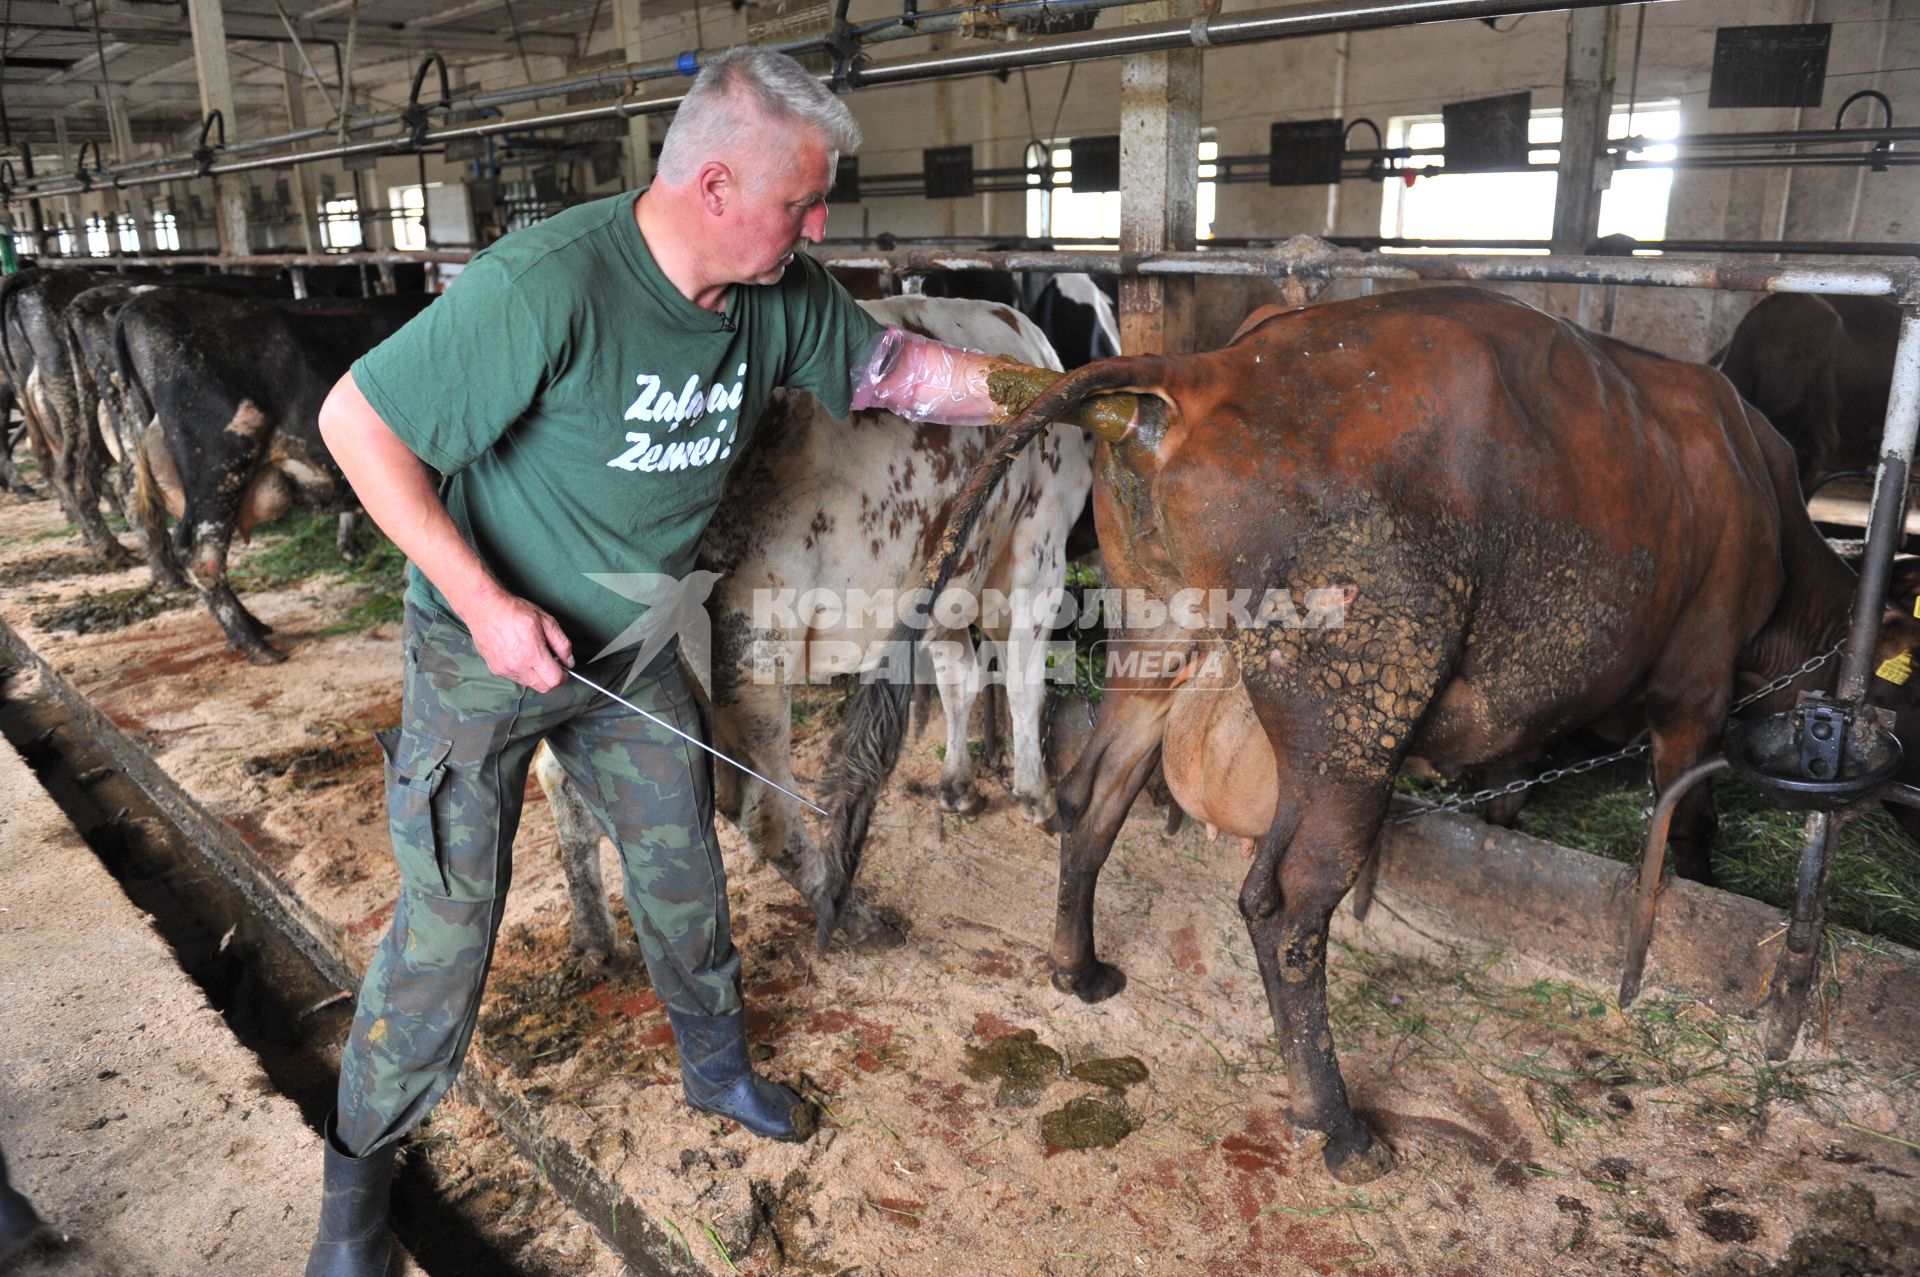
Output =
[{"x1": 46, "y1": 0, "x2": 1914, "y2": 362}]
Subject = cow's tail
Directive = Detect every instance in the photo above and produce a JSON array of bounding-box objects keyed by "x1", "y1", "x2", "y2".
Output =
[
  {"x1": 114, "y1": 311, "x2": 181, "y2": 572},
  {"x1": 810, "y1": 356, "x2": 1151, "y2": 947}
]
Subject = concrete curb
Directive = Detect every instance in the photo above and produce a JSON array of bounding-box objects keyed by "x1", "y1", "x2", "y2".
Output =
[
  {"x1": 0, "y1": 616, "x2": 703, "y2": 1277},
  {"x1": 1375, "y1": 806, "x2": 1920, "y2": 1071}
]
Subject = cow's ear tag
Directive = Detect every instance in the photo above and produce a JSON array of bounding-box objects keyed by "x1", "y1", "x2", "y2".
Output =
[
  {"x1": 1876, "y1": 651, "x2": 1913, "y2": 686},
  {"x1": 1911, "y1": 596, "x2": 1919, "y2": 620}
]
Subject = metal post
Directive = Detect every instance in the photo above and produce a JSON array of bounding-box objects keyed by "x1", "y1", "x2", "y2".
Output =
[
  {"x1": 1757, "y1": 304, "x2": 1920, "y2": 1057},
  {"x1": 51, "y1": 117, "x2": 78, "y2": 252},
  {"x1": 1619, "y1": 757, "x2": 1732, "y2": 1006},
  {"x1": 1118, "y1": 0, "x2": 1202, "y2": 354},
  {"x1": 1550, "y1": 6, "x2": 1618, "y2": 255},
  {"x1": 188, "y1": 0, "x2": 252, "y2": 256},
  {"x1": 614, "y1": 0, "x2": 653, "y2": 189},
  {"x1": 281, "y1": 45, "x2": 321, "y2": 255},
  {"x1": 21, "y1": 144, "x2": 51, "y2": 257}
]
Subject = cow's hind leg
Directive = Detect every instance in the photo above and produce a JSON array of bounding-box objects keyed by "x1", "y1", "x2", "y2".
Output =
[
  {"x1": 1049, "y1": 672, "x2": 1173, "y2": 1002},
  {"x1": 1242, "y1": 778, "x2": 1395, "y2": 1184},
  {"x1": 133, "y1": 423, "x2": 193, "y2": 592},
  {"x1": 1643, "y1": 641, "x2": 1735, "y2": 883},
  {"x1": 929, "y1": 633, "x2": 987, "y2": 815},
  {"x1": 532, "y1": 744, "x2": 628, "y2": 970},
  {"x1": 184, "y1": 508, "x2": 282, "y2": 663},
  {"x1": 719, "y1": 681, "x2": 906, "y2": 949}
]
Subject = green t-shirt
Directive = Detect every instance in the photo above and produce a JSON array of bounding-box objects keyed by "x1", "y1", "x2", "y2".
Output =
[{"x1": 350, "y1": 189, "x2": 883, "y2": 660}]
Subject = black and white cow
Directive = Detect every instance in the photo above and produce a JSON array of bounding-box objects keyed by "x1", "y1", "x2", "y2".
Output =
[
  {"x1": 114, "y1": 289, "x2": 430, "y2": 661},
  {"x1": 1, "y1": 268, "x2": 135, "y2": 564},
  {"x1": 535, "y1": 294, "x2": 1096, "y2": 960}
]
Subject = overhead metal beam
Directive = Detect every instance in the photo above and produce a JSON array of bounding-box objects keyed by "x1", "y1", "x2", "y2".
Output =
[
  {"x1": 406, "y1": 0, "x2": 511, "y2": 31},
  {"x1": 11, "y1": 0, "x2": 1682, "y2": 201},
  {"x1": 0, "y1": 81, "x2": 285, "y2": 107}
]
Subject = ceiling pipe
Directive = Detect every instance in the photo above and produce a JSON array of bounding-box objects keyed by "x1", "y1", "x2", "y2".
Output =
[{"x1": 7, "y1": 0, "x2": 1664, "y2": 200}]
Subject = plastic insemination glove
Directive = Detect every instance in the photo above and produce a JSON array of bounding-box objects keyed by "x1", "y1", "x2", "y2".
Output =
[{"x1": 849, "y1": 325, "x2": 1003, "y2": 427}]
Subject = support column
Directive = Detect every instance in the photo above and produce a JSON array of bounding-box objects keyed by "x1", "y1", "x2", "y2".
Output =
[
  {"x1": 614, "y1": 0, "x2": 652, "y2": 188},
  {"x1": 52, "y1": 116, "x2": 79, "y2": 250},
  {"x1": 187, "y1": 0, "x2": 251, "y2": 256},
  {"x1": 1118, "y1": 0, "x2": 1201, "y2": 355},
  {"x1": 1549, "y1": 6, "x2": 1618, "y2": 255},
  {"x1": 282, "y1": 45, "x2": 321, "y2": 254}
]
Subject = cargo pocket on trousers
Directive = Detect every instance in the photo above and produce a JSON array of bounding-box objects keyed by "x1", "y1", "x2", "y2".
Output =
[{"x1": 376, "y1": 726, "x2": 454, "y2": 897}]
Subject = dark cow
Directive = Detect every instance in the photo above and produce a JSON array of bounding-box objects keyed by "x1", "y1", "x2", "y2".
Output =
[
  {"x1": 1, "y1": 268, "x2": 137, "y2": 564},
  {"x1": 1715, "y1": 294, "x2": 1900, "y2": 495},
  {"x1": 0, "y1": 369, "x2": 30, "y2": 496},
  {"x1": 814, "y1": 286, "x2": 1920, "y2": 1184},
  {"x1": 0, "y1": 269, "x2": 290, "y2": 571},
  {"x1": 115, "y1": 289, "x2": 430, "y2": 661}
]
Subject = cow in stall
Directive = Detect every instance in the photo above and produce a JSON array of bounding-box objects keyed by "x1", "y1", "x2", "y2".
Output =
[
  {"x1": 0, "y1": 369, "x2": 31, "y2": 497},
  {"x1": 0, "y1": 269, "x2": 292, "y2": 570},
  {"x1": 63, "y1": 278, "x2": 312, "y2": 589},
  {"x1": 1715, "y1": 294, "x2": 1900, "y2": 496},
  {"x1": 811, "y1": 286, "x2": 1920, "y2": 1184},
  {"x1": 113, "y1": 289, "x2": 430, "y2": 662},
  {"x1": 533, "y1": 294, "x2": 1094, "y2": 963},
  {"x1": 1, "y1": 268, "x2": 139, "y2": 565}
]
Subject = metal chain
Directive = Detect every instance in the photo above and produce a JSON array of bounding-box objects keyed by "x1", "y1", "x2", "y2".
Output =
[{"x1": 1389, "y1": 639, "x2": 1847, "y2": 824}]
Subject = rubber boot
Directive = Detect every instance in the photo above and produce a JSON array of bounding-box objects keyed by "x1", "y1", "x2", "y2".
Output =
[
  {"x1": 304, "y1": 1113, "x2": 395, "y2": 1277},
  {"x1": 0, "y1": 1145, "x2": 45, "y2": 1265},
  {"x1": 667, "y1": 1007, "x2": 818, "y2": 1142}
]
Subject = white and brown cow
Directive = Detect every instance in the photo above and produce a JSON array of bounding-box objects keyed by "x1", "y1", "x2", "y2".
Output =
[{"x1": 537, "y1": 294, "x2": 1094, "y2": 959}]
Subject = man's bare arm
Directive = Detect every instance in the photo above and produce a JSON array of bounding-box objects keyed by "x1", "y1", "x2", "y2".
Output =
[
  {"x1": 318, "y1": 372, "x2": 573, "y2": 691},
  {"x1": 849, "y1": 326, "x2": 1136, "y2": 438}
]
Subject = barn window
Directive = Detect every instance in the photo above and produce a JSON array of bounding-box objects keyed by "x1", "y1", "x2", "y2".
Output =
[
  {"x1": 151, "y1": 210, "x2": 180, "y2": 252},
  {"x1": 1027, "y1": 134, "x2": 1218, "y2": 243},
  {"x1": 387, "y1": 183, "x2": 429, "y2": 251},
  {"x1": 54, "y1": 224, "x2": 75, "y2": 256},
  {"x1": 320, "y1": 196, "x2": 365, "y2": 251},
  {"x1": 85, "y1": 215, "x2": 112, "y2": 257},
  {"x1": 1379, "y1": 104, "x2": 1679, "y2": 252},
  {"x1": 116, "y1": 214, "x2": 140, "y2": 253}
]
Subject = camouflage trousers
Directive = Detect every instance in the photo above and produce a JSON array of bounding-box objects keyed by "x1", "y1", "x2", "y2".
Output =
[{"x1": 335, "y1": 604, "x2": 739, "y2": 1156}]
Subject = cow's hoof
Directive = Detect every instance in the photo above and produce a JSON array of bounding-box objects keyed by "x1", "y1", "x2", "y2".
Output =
[
  {"x1": 571, "y1": 943, "x2": 642, "y2": 978},
  {"x1": 938, "y1": 785, "x2": 987, "y2": 816},
  {"x1": 1051, "y1": 960, "x2": 1127, "y2": 1003},
  {"x1": 1324, "y1": 1128, "x2": 1393, "y2": 1184},
  {"x1": 840, "y1": 897, "x2": 910, "y2": 951},
  {"x1": 95, "y1": 543, "x2": 136, "y2": 570},
  {"x1": 242, "y1": 642, "x2": 289, "y2": 666},
  {"x1": 1022, "y1": 791, "x2": 1060, "y2": 832}
]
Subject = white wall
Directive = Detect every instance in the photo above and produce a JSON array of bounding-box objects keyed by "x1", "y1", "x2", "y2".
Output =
[{"x1": 62, "y1": 0, "x2": 1914, "y2": 357}]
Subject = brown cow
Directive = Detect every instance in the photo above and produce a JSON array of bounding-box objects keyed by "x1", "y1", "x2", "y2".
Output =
[
  {"x1": 813, "y1": 286, "x2": 1919, "y2": 1184},
  {"x1": 1715, "y1": 293, "x2": 1899, "y2": 495}
]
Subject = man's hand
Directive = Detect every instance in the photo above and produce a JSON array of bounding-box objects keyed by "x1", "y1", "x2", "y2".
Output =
[
  {"x1": 463, "y1": 587, "x2": 575, "y2": 692},
  {"x1": 850, "y1": 326, "x2": 1136, "y2": 439},
  {"x1": 318, "y1": 372, "x2": 577, "y2": 693}
]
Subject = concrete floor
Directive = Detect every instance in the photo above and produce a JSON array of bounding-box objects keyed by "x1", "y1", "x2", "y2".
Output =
[{"x1": 0, "y1": 729, "x2": 408, "y2": 1276}]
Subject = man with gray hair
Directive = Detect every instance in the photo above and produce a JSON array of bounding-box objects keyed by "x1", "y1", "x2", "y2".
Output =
[{"x1": 303, "y1": 45, "x2": 1099, "y2": 1276}]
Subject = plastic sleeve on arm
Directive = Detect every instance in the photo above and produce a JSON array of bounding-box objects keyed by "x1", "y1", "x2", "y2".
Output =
[{"x1": 848, "y1": 326, "x2": 1001, "y2": 426}]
